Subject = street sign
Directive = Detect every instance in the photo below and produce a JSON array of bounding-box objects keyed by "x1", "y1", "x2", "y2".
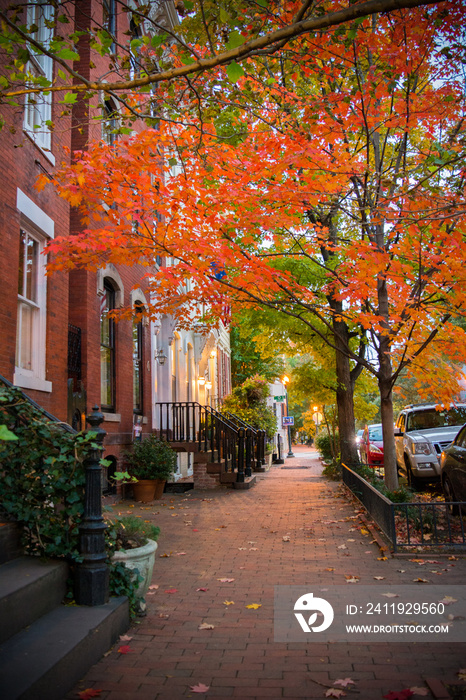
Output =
[
  {"x1": 274, "y1": 395, "x2": 286, "y2": 402},
  {"x1": 282, "y1": 416, "x2": 294, "y2": 426}
]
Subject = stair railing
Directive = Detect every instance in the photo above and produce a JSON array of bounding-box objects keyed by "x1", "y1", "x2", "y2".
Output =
[
  {"x1": 222, "y1": 411, "x2": 266, "y2": 469},
  {"x1": 154, "y1": 402, "x2": 256, "y2": 481}
]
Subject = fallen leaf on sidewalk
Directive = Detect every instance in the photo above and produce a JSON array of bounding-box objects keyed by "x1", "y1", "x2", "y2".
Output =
[
  {"x1": 440, "y1": 596, "x2": 457, "y2": 605},
  {"x1": 345, "y1": 577, "x2": 359, "y2": 584},
  {"x1": 118, "y1": 645, "x2": 131, "y2": 654},
  {"x1": 160, "y1": 553, "x2": 171, "y2": 557},
  {"x1": 457, "y1": 669, "x2": 466, "y2": 681},
  {"x1": 383, "y1": 690, "x2": 414, "y2": 700},
  {"x1": 217, "y1": 578, "x2": 235, "y2": 583},
  {"x1": 176, "y1": 552, "x2": 187, "y2": 556},
  {"x1": 282, "y1": 536, "x2": 291, "y2": 542},
  {"x1": 196, "y1": 587, "x2": 209, "y2": 592},
  {"x1": 238, "y1": 547, "x2": 247, "y2": 550},
  {"x1": 198, "y1": 622, "x2": 215, "y2": 630},
  {"x1": 78, "y1": 689, "x2": 102, "y2": 699},
  {"x1": 374, "y1": 576, "x2": 385, "y2": 580},
  {"x1": 148, "y1": 585, "x2": 159, "y2": 590},
  {"x1": 381, "y1": 593, "x2": 399, "y2": 598},
  {"x1": 249, "y1": 547, "x2": 258, "y2": 551},
  {"x1": 413, "y1": 578, "x2": 430, "y2": 583},
  {"x1": 246, "y1": 603, "x2": 262, "y2": 609},
  {"x1": 190, "y1": 683, "x2": 210, "y2": 693},
  {"x1": 337, "y1": 544, "x2": 347, "y2": 550},
  {"x1": 325, "y1": 689, "x2": 346, "y2": 698},
  {"x1": 224, "y1": 600, "x2": 235, "y2": 605},
  {"x1": 119, "y1": 634, "x2": 133, "y2": 641},
  {"x1": 409, "y1": 688, "x2": 429, "y2": 696},
  {"x1": 164, "y1": 588, "x2": 178, "y2": 593},
  {"x1": 324, "y1": 568, "x2": 335, "y2": 572},
  {"x1": 334, "y1": 678, "x2": 355, "y2": 688}
]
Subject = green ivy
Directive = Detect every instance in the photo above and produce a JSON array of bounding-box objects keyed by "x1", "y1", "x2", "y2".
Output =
[
  {"x1": 0, "y1": 386, "x2": 144, "y2": 614},
  {"x1": 0, "y1": 386, "x2": 94, "y2": 561}
]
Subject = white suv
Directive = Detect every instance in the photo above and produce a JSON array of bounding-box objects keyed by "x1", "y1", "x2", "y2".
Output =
[{"x1": 394, "y1": 404, "x2": 466, "y2": 488}]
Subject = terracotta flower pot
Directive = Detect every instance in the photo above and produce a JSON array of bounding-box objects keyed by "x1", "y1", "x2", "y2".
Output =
[
  {"x1": 132, "y1": 479, "x2": 157, "y2": 503},
  {"x1": 153, "y1": 479, "x2": 166, "y2": 500}
]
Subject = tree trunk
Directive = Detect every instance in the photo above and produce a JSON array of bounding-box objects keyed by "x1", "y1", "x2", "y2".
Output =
[
  {"x1": 378, "y1": 338, "x2": 398, "y2": 490},
  {"x1": 333, "y1": 317, "x2": 360, "y2": 466}
]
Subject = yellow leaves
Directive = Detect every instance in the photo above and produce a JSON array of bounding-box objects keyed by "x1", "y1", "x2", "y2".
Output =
[{"x1": 245, "y1": 603, "x2": 262, "y2": 609}]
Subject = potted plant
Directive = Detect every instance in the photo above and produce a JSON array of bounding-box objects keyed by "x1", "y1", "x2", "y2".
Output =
[
  {"x1": 106, "y1": 515, "x2": 160, "y2": 614},
  {"x1": 124, "y1": 434, "x2": 177, "y2": 502}
]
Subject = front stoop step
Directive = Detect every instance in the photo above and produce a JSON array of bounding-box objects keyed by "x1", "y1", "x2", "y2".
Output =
[
  {"x1": 0, "y1": 557, "x2": 68, "y2": 645},
  {"x1": 0, "y1": 596, "x2": 129, "y2": 700},
  {"x1": 232, "y1": 475, "x2": 257, "y2": 490}
]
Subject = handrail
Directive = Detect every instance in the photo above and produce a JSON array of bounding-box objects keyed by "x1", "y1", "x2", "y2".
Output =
[
  {"x1": 154, "y1": 402, "x2": 258, "y2": 482},
  {"x1": 0, "y1": 373, "x2": 76, "y2": 434}
]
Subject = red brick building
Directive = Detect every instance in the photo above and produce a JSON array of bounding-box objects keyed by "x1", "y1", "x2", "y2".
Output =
[{"x1": 0, "y1": 0, "x2": 178, "y2": 486}]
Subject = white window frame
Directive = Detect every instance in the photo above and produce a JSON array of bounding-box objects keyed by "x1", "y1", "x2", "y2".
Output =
[
  {"x1": 14, "y1": 189, "x2": 54, "y2": 392},
  {"x1": 23, "y1": 1, "x2": 55, "y2": 162}
]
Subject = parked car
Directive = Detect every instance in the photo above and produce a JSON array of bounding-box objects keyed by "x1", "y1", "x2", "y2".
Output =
[
  {"x1": 359, "y1": 423, "x2": 384, "y2": 467},
  {"x1": 394, "y1": 403, "x2": 466, "y2": 489},
  {"x1": 440, "y1": 423, "x2": 466, "y2": 515}
]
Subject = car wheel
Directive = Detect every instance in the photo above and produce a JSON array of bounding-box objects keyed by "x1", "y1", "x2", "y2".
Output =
[{"x1": 442, "y1": 475, "x2": 459, "y2": 517}]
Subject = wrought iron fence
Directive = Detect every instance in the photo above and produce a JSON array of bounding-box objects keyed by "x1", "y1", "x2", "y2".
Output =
[
  {"x1": 342, "y1": 464, "x2": 466, "y2": 552},
  {"x1": 342, "y1": 463, "x2": 396, "y2": 544}
]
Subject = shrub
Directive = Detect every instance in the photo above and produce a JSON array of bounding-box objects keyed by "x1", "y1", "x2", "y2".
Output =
[
  {"x1": 222, "y1": 375, "x2": 277, "y2": 439},
  {"x1": 315, "y1": 432, "x2": 339, "y2": 462},
  {"x1": 123, "y1": 434, "x2": 177, "y2": 480},
  {"x1": 0, "y1": 386, "x2": 92, "y2": 561}
]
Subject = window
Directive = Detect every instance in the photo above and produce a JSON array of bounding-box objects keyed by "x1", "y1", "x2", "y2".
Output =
[
  {"x1": 102, "y1": 0, "x2": 116, "y2": 38},
  {"x1": 15, "y1": 227, "x2": 51, "y2": 390},
  {"x1": 100, "y1": 281, "x2": 116, "y2": 411},
  {"x1": 102, "y1": 98, "x2": 119, "y2": 145},
  {"x1": 133, "y1": 303, "x2": 144, "y2": 414},
  {"x1": 129, "y1": 16, "x2": 142, "y2": 79},
  {"x1": 24, "y1": 1, "x2": 53, "y2": 155}
]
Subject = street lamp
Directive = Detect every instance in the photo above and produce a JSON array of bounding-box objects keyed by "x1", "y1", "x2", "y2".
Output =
[{"x1": 282, "y1": 376, "x2": 295, "y2": 458}]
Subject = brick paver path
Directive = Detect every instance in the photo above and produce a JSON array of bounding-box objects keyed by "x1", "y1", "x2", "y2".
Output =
[{"x1": 70, "y1": 446, "x2": 466, "y2": 700}]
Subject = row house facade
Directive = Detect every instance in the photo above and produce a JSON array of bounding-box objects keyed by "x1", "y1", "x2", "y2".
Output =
[{"x1": 0, "y1": 0, "x2": 231, "y2": 486}]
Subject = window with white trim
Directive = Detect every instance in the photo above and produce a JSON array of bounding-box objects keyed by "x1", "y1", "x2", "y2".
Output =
[
  {"x1": 23, "y1": 1, "x2": 54, "y2": 154},
  {"x1": 100, "y1": 280, "x2": 116, "y2": 411},
  {"x1": 15, "y1": 228, "x2": 49, "y2": 390},
  {"x1": 102, "y1": 97, "x2": 119, "y2": 145}
]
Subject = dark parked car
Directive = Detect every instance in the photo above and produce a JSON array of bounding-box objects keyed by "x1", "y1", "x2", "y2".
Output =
[
  {"x1": 440, "y1": 423, "x2": 466, "y2": 514},
  {"x1": 360, "y1": 423, "x2": 384, "y2": 468}
]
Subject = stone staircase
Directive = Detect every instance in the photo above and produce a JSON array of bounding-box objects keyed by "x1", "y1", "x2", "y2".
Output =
[
  {"x1": 156, "y1": 402, "x2": 266, "y2": 489},
  {"x1": 170, "y1": 441, "x2": 257, "y2": 489},
  {"x1": 0, "y1": 521, "x2": 129, "y2": 700}
]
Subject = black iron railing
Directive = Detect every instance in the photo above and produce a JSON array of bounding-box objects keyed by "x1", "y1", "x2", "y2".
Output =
[
  {"x1": 154, "y1": 402, "x2": 262, "y2": 483},
  {"x1": 222, "y1": 411, "x2": 266, "y2": 469},
  {"x1": 342, "y1": 464, "x2": 466, "y2": 552}
]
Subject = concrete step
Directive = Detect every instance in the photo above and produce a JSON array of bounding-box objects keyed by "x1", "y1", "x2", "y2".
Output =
[
  {"x1": 0, "y1": 556, "x2": 68, "y2": 645},
  {"x1": 0, "y1": 596, "x2": 129, "y2": 700},
  {"x1": 232, "y1": 475, "x2": 257, "y2": 490}
]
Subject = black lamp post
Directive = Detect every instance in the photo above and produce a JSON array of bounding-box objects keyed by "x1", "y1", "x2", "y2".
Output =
[
  {"x1": 75, "y1": 406, "x2": 109, "y2": 606},
  {"x1": 282, "y1": 376, "x2": 295, "y2": 458}
]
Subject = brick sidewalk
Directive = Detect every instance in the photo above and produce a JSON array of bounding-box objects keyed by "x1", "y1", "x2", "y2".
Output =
[{"x1": 69, "y1": 446, "x2": 466, "y2": 700}]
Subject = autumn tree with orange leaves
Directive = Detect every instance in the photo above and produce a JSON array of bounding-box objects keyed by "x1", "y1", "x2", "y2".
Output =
[{"x1": 37, "y1": 1, "x2": 466, "y2": 488}]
